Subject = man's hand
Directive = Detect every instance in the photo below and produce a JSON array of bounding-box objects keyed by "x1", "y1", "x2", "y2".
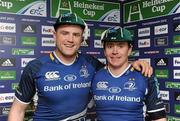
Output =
[{"x1": 132, "y1": 60, "x2": 153, "y2": 77}]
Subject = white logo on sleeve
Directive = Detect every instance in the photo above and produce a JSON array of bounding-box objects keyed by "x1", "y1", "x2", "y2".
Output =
[{"x1": 45, "y1": 71, "x2": 60, "y2": 81}]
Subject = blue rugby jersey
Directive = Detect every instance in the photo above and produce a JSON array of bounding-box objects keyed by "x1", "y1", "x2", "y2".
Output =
[
  {"x1": 15, "y1": 51, "x2": 104, "y2": 121},
  {"x1": 92, "y1": 65, "x2": 165, "y2": 121}
]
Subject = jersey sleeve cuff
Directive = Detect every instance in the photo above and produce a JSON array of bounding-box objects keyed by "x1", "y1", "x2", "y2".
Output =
[
  {"x1": 15, "y1": 96, "x2": 31, "y2": 104},
  {"x1": 148, "y1": 109, "x2": 166, "y2": 120}
]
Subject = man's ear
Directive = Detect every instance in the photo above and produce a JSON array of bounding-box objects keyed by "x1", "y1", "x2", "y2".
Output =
[
  {"x1": 128, "y1": 46, "x2": 132, "y2": 56},
  {"x1": 104, "y1": 50, "x2": 107, "y2": 57}
]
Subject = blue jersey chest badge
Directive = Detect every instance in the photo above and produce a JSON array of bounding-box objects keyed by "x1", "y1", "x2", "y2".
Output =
[{"x1": 79, "y1": 65, "x2": 89, "y2": 78}]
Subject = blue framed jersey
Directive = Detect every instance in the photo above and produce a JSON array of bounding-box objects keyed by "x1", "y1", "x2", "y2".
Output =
[
  {"x1": 15, "y1": 51, "x2": 104, "y2": 121},
  {"x1": 92, "y1": 65, "x2": 165, "y2": 121}
]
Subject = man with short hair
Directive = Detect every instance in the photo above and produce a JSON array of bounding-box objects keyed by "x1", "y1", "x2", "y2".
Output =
[{"x1": 92, "y1": 26, "x2": 166, "y2": 121}]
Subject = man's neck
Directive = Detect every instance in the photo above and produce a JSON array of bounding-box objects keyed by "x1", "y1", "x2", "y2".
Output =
[
  {"x1": 54, "y1": 50, "x2": 77, "y2": 65},
  {"x1": 107, "y1": 63, "x2": 130, "y2": 77}
]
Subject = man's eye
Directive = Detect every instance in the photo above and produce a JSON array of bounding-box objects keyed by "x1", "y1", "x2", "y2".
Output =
[
  {"x1": 61, "y1": 32, "x2": 68, "y2": 35},
  {"x1": 74, "y1": 33, "x2": 81, "y2": 37},
  {"x1": 107, "y1": 45, "x2": 112, "y2": 48}
]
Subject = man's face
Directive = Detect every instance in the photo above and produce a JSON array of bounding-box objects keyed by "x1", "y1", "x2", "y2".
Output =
[
  {"x1": 104, "y1": 41, "x2": 132, "y2": 69},
  {"x1": 53, "y1": 24, "x2": 83, "y2": 61}
]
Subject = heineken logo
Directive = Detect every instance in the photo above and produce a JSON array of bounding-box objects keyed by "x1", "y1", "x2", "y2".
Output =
[
  {"x1": 51, "y1": 0, "x2": 120, "y2": 23},
  {"x1": 173, "y1": 35, "x2": 180, "y2": 45},
  {"x1": 142, "y1": 1, "x2": 166, "y2": 13},
  {"x1": 165, "y1": 82, "x2": 180, "y2": 89},
  {"x1": 129, "y1": 50, "x2": 139, "y2": 57},
  {"x1": 155, "y1": 69, "x2": 168, "y2": 78},
  {"x1": 124, "y1": 0, "x2": 179, "y2": 23},
  {"x1": 0, "y1": 71, "x2": 16, "y2": 80},
  {"x1": 165, "y1": 48, "x2": 180, "y2": 55},
  {"x1": 175, "y1": 104, "x2": 180, "y2": 114}
]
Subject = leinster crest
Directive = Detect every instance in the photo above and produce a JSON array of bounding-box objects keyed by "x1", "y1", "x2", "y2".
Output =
[{"x1": 79, "y1": 65, "x2": 89, "y2": 78}]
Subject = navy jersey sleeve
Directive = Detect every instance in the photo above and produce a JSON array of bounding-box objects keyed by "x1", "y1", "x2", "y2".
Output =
[
  {"x1": 15, "y1": 60, "x2": 42, "y2": 103},
  {"x1": 145, "y1": 76, "x2": 166, "y2": 120}
]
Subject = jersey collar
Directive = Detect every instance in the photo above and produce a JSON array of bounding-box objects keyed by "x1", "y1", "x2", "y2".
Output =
[
  {"x1": 107, "y1": 64, "x2": 131, "y2": 78},
  {"x1": 49, "y1": 51, "x2": 78, "y2": 66}
]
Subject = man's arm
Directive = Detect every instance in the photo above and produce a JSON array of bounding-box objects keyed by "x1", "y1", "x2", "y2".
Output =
[
  {"x1": 132, "y1": 60, "x2": 153, "y2": 77},
  {"x1": 8, "y1": 98, "x2": 28, "y2": 121}
]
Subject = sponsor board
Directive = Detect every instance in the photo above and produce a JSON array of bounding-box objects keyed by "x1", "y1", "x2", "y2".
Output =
[
  {"x1": 21, "y1": 36, "x2": 37, "y2": 46},
  {"x1": 94, "y1": 40, "x2": 103, "y2": 48},
  {"x1": 21, "y1": 24, "x2": 36, "y2": 33},
  {"x1": 138, "y1": 27, "x2": 150, "y2": 37},
  {"x1": 41, "y1": 25, "x2": 54, "y2": 35},
  {"x1": 83, "y1": 28, "x2": 90, "y2": 41},
  {"x1": 40, "y1": 50, "x2": 52, "y2": 54},
  {"x1": 154, "y1": 24, "x2": 168, "y2": 35},
  {"x1": 124, "y1": 0, "x2": 180, "y2": 23},
  {"x1": 129, "y1": 50, "x2": 139, "y2": 57},
  {"x1": 0, "y1": 71, "x2": 16, "y2": 80},
  {"x1": 0, "y1": 106, "x2": 11, "y2": 116},
  {"x1": 138, "y1": 58, "x2": 151, "y2": 65},
  {"x1": 144, "y1": 50, "x2": 159, "y2": 55},
  {"x1": 175, "y1": 104, "x2": 180, "y2": 114},
  {"x1": 174, "y1": 92, "x2": 180, "y2": 102},
  {"x1": 165, "y1": 47, "x2": 180, "y2": 55},
  {"x1": 168, "y1": 116, "x2": 180, "y2": 121},
  {"x1": 12, "y1": 48, "x2": 34, "y2": 55},
  {"x1": 138, "y1": 38, "x2": 150, "y2": 48},
  {"x1": 86, "y1": 51, "x2": 101, "y2": 55},
  {"x1": 81, "y1": 39, "x2": 90, "y2": 47},
  {"x1": 165, "y1": 82, "x2": 180, "y2": 89},
  {"x1": 0, "y1": 22, "x2": 16, "y2": 33},
  {"x1": 155, "y1": 69, "x2": 168, "y2": 79},
  {"x1": 160, "y1": 90, "x2": 169, "y2": 100},
  {"x1": 41, "y1": 37, "x2": 55, "y2": 47},
  {"x1": 173, "y1": 57, "x2": 180, "y2": 66},
  {"x1": 11, "y1": 83, "x2": 19, "y2": 90},
  {"x1": 173, "y1": 22, "x2": 180, "y2": 32},
  {"x1": 94, "y1": 28, "x2": 107, "y2": 37},
  {"x1": 173, "y1": 70, "x2": 180, "y2": 79},
  {"x1": 0, "y1": 16, "x2": 15, "y2": 21},
  {"x1": 51, "y1": 0, "x2": 120, "y2": 23},
  {"x1": 0, "y1": 35, "x2": 16, "y2": 46},
  {"x1": 154, "y1": 58, "x2": 168, "y2": 67},
  {"x1": 0, "y1": 0, "x2": 46, "y2": 17},
  {"x1": 0, "y1": 93, "x2": 14, "y2": 103},
  {"x1": 164, "y1": 103, "x2": 170, "y2": 113},
  {"x1": 21, "y1": 58, "x2": 35, "y2": 67},
  {"x1": 173, "y1": 35, "x2": 180, "y2": 45},
  {"x1": 0, "y1": 58, "x2": 16, "y2": 67},
  {"x1": 154, "y1": 36, "x2": 168, "y2": 46},
  {"x1": 0, "y1": 49, "x2": 5, "y2": 54},
  {"x1": 98, "y1": 58, "x2": 106, "y2": 64}
]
